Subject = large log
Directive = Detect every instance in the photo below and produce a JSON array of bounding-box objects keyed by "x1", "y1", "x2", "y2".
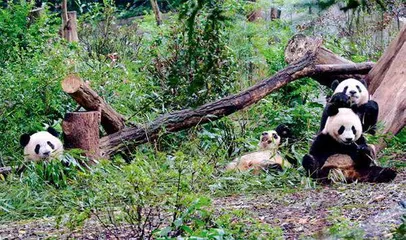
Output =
[
  {"x1": 284, "y1": 34, "x2": 369, "y2": 87},
  {"x1": 365, "y1": 26, "x2": 406, "y2": 150},
  {"x1": 63, "y1": 111, "x2": 100, "y2": 162},
  {"x1": 99, "y1": 56, "x2": 374, "y2": 157},
  {"x1": 62, "y1": 75, "x2": 126, "y2": 134}
]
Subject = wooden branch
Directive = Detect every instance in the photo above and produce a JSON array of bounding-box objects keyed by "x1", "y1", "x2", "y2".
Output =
[
  {"x1": 62, "y1": 75, "x2": 125, "y2": 134},
  {"x1": 63, "y1": 111, "x2": 100, "y2": 162},
  {"x1": 99, "y1": 56, "x2": 373, "y2": 157},
  {"x1": 284, "y1": 34, "x2": 369, "y2": 87}
]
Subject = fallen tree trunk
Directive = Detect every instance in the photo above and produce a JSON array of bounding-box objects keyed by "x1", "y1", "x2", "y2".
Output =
[
  {"x1": 365, "y1": 26, "x2": 406, "y2": 151},
  {"x1": 284, "y1": 34, "x2": 370, "y2": 87},
  {"x1": 62, "y1": 75, "x2": 125, "y2": 134},
  {"x1": 99, "y1": 56, "x2": 374, "y2": 157}
]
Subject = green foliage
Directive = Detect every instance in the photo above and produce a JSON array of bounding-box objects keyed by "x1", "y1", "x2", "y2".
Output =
[
  {"x1": 393, "y1": 215, "x2": 406, "y2": 240},
  {"x1": 146, "y1": 0, "x2": 240, "y2": 109},
  {"x1": 0, "y1": 0, "x2": 405, "y2": 238},
  {"x1": 0, "y1": 1, "x2": 58, "y2": 66}
]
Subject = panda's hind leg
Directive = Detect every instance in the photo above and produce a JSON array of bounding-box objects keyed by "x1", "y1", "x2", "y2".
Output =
[{"x1": 358, "y1": 166, "x2": 397, "y2": 183}]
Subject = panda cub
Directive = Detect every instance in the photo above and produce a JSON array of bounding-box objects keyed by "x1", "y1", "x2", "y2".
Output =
[
  {"x1": 319, "y1": 78, "x2": 379, "y2": 135},
  {"x1": 20, "y1": 127, "x2": 64, "y2": 161},
  {"x1": 226, "y1": 129, "x2": 291, "y2": 174},
  {"x1": 303, "y1": 107, "x2": 396, "y2": 183}
]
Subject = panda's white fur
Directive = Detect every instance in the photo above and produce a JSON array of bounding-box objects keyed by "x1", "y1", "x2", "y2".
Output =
[
  {"x1": 226, "y1": 130, "x2": 291, "y2": 174},
  {"x1": 333, "y1": 78, "x2": 369, "y2": 106},
  {"x1": 322, "y1": 108, "x2": 362, "y2": 144},
  {"x1": 21, "y1": 130, "x2": 63, "y2": 161}
]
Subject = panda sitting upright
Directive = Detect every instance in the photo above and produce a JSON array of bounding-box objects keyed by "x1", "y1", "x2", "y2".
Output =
[
  {"x1": 319, "y1": 78, "x2": 379, "y2": 135},
  {"x1": 20, "y1": 127, "x2": 64, "y2": 161},
  {"x1": 303, "y1": 107, "x2": 396, "y2": 183}
]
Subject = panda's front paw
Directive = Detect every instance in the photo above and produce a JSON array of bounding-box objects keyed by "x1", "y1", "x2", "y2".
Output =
[{"x1": 357, "y1": 144, "x2": 371, "y2": 155}]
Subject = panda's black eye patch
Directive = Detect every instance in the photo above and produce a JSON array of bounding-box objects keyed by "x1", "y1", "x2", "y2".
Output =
[
  {"x1": 35, "y1": 144, "x2": 40, "y2": 154},
  {"x1": 262, "y1": 132, "x2": 268, "y2": 136},
  {"x1": 356, "y1": 85, "x2": 362, "y2": 92},
  {"x1": 352, "y1": 126, "x2": 357, "y2": 135},
  {"x1": 343, "y1": 86, "x2": 348, "y2": 94},
  {"x1": 47, "y1": 141, "x2": 55, "y2": 150},
  {"x1": 338, "y1": 126, "x2": 345, "y2": 135},
  {"x1": 272, "y1": 133, "x2": 278, "y2": 139}
]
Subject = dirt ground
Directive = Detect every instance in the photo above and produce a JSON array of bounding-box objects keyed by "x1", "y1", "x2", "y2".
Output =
[
  {"x1": 213, "y1": 169, "x2": 406, "y2": 239},
  {"x1": 1, "y1": 170, "x2": 405, "y2": 239}
]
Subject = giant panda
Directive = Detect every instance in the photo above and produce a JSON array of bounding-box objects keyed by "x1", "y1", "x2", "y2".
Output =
[
  {"x1": 20, "y1": 127, "x2": 64, "y2": 161},
  {"x1": 226, "y1": 129, "x2": 291, "y2": 174},
  {"x1": 303, "y1": 107, "x2": 396, "y2": 183},
  {"x1": 319, "y1": 78, "x2": 379, "y2": 135}
]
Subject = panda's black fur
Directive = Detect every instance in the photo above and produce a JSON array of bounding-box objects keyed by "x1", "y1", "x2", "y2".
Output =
[
  {"x1": 319, "y1": 79, "x2": 379, "y2": 135},
  {"x1": 303, "y1": 107, "x2": 396, "y2": 183},
  {"x1": 275, "y1": 124, "x2": 297, "y2": 166}
]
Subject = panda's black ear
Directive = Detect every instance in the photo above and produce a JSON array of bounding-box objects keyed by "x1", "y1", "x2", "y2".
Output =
[
  {"x1": 47, "y1": 127, "x2": 60, "y2": 137},
  {"x1": 326, "y1": 105, "x2": 339, "y2": 117},
  {"x1": 20, "y1": 134, "x2": 31, "y2": 147},
  {"x1": 331, "y1": 80, "x2": 340, "y2": 91},
  {"x1": 359, "y1": 79, "x2": 368, "y2": 88},
  {"x1": 275, "y1": 124, "x2": 290, "y2": 138}
]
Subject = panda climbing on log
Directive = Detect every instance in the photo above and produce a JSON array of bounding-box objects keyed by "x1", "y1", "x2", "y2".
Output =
[
  {"x1": 226, "y1": 127, "x2": 292, "y2": 174},
  {"x1": 319, "y1": 78, "x2": 379, "y2": 135},
  {"x1": 303, "y1": 107, "x2": 396, "y2": 183},
  {"x1": 20, "y1": 127, "x2": 64, "y2": 161}
]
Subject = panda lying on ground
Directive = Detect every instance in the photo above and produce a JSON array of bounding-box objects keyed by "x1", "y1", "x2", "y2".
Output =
[
  {"x1": 226, "y1": 128, "x2": 292, "y2": 174},
  {"x1": 303, "y1": 107, "x2": 396, "y2": 183},
  {"x1": 20, "y1": 127, "x2": 64, "y2": 161},
  {"x1": 320, "y1": 78, "x2": 379, "y2": 135}
]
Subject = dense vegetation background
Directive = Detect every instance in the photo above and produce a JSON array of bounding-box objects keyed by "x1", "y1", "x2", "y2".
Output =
[{"x1": 0, "y1": 0, "x2": 405, "y2": 238}]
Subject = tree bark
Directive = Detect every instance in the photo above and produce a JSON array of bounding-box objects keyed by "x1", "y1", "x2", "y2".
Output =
[
  {"x1": 62, "y1": 75, "x2": 125, "y2": 134},
  {"x1": 63, "y1": 111, "x2": 100, "y2": 161},
  {"x1": 284, "y1": 34, "x2": 368, "y2": 87},
  {"x1": 365, "y1": 26, "x2": 406, "y2": 151},
  {"x1": 99, "y1": 56, "x2": 374, "y2": 157},
  {"x1": 150, "y1": 0, "x2": 162, "y2": 26}
]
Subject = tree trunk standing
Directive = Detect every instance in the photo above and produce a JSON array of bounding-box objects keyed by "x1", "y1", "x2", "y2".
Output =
[
  {"x1": 63, "y1": 111, "x2": 100, "y2": 162},
  {"x1": 284, "y1": 34, "x2": 367, "y2": 87},
  {"x1": 365, "y1": 26, "x2": 406, "y2": 151},
  {"x1": 62, "y1": 75, "x2": 126, "y2": 134},
  {"x1": 98, "y1": 57, "x2": 374, "y2": 157},
  {"x1": 61, "y1": 0, "x2": 78, "y2": 42},
  {"x1": 150, "y1": 0, "x2": 162, "y2": 26}
]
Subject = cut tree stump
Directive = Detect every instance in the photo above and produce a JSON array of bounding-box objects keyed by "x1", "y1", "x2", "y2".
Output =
[
  {"x1": 365, "y1": 25, "x2": 406, "y2": 151},
  {"x1": 62, "y1": 75, "x2": 125, "y2": 134},
  {"x1": 63, "y1": 111, "x2": 100, "y2": 161},
  {"x1": 284, "y1": 34, "x2": 372, "y2": 87},
  {"x1": 99, "y1": 55, "x2": 374, "y2": 157},
  {"x1": 61, "y1": 0, "x2": 78, "y2": 43}
]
